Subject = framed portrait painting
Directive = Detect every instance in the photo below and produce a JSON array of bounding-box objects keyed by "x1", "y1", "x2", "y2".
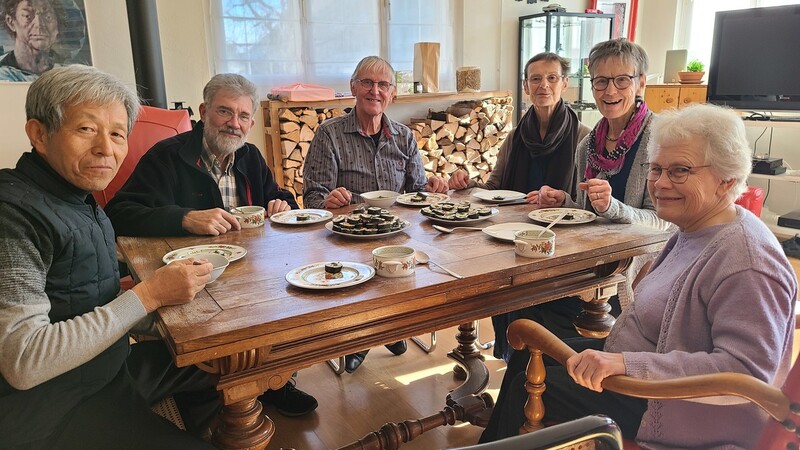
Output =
[
  {"x1": 0, "y1": 0, "x2": 93, "y2": 83},
  {"x1": 591, "y1": 0, "x2": 638, "y2": 42}
]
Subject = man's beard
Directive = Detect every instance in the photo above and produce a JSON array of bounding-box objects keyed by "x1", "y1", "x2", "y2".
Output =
[{"x1": 205, "y1": 125, "x2": 246, "y2": 156}]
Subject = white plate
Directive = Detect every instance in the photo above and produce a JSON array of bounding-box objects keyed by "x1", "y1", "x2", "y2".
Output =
[
  {"x1": 528, "y1": 208, "x2": 597, "y2": 225},
  {"x1": 270, "y1": 209, "x2": 333, "y2": 225},
  {"x1": 424, "y1": 207, "x2": 499, "y2": 226},
  {"x1": 162, "y1": 244, "x2": 247, "y2": 264},
  {"x1": 396, "y1": 192, "x2": 450, "y2": 206},
  {"x1": 482, "y1": 222, "x2": 548, "y2": 242},
  {"x1": 472, "y1": 190, "x2": 526, "y2": 203},
  {"x1": 325, "y1": 220, "x2": 411, "y2": 239},
  {"x1": 286, "y1": 261, "x2": 375, "y2": 290}
]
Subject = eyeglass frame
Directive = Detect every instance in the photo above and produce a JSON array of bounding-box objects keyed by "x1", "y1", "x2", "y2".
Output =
[
  {"x1": 525, "y1": 73, "x2": 566, "y2": 85},
  {"x1": 590, "y1": 74, "x2": 640, "y2": 91},
  {"x1": 644, "y1": 163, "x2": 712, "y2": 184},
  {"x1": 355, "y1": 78, "x2": 395, "y2": 92},
  {"x1": 213, "y1": 106, "x2": 253, "y2": 124}
]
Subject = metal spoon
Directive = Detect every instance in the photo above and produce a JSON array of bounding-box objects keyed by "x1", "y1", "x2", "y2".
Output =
[
  {"x1": 432, "y1": 224, "x2": 485, "y2": 234},
  {"x1": 415, "y1": 250, "x2": 464, "y2": 279},
  {"x1": 537, "y1": 209, "x2": 569, "y2": 237}
]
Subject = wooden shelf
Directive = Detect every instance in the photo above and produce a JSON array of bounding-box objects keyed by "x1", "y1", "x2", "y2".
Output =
[
  {"x1": 749, "y1": 172, "x2": 800, "y2": 183},
  {"x1": 742, "y1": 119, "x2": 800, "y2": 129}
]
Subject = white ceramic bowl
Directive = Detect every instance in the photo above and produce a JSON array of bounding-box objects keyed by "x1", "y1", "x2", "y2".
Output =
[
  {"x1": 231, "y1": 206, "x2": 266, "y2": 228},
  {"x1": 178, "y1": 252, "x2": 230, "y2": 283},
  {"x1": 513, "y1": 229, "x2": 556, "y2": 258},
  {"x1": 372, "y1": 245, "x2": 416, "y2": 277},
  {"x1": 361, "y1": 190, "x2": 401, "y2": 208}
]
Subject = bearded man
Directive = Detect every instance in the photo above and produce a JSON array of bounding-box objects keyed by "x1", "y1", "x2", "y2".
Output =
[
  {"x1": 104, "y1": 74, "x2": 317, "y2": 418},
  {"x1": 106, "y1": 73, "x2": 297, "y2": 237}
]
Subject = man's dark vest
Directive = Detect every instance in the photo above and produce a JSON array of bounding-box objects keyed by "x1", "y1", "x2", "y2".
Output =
[{"x1": 0, "y1": 152, "x2": 127, "y2": 446}]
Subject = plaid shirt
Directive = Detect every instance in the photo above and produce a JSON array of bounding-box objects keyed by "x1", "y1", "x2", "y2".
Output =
[{"x1": 200, "y1": 142, "x2": 238, "y2": 209}]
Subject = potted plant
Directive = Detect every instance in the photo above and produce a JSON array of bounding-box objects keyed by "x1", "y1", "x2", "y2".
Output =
[{"x1": 678, "y1": 59, "x2": 705, "y2": 84}]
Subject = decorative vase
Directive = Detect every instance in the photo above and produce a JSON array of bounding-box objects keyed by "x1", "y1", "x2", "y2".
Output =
[{"x1": 677, "y1": 71, "x2": 705, "y2": 84}]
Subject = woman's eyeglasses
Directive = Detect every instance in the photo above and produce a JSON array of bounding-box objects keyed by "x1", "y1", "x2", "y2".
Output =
[
  {"x1": 356, "y1": 79, "x2": 394, "y2": 92},
  {"x1": 644, "y1": 164, "x2": 711, "y2": 184},
  {"x1": 590, "y1": 74, "x2": 638, "y2": 91},
  {"x1": 526, "y1": 74, "x2": 565, "y2": 85}
]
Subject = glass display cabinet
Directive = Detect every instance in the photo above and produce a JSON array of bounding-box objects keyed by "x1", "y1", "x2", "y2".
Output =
[{"x1": 518, "y1": 12, "x2": 614, "y2": 123}]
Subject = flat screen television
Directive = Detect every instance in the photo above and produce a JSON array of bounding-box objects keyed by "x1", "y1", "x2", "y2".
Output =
[{"x1": 707, "y1": 5, "x2": 800, "y2": 112}]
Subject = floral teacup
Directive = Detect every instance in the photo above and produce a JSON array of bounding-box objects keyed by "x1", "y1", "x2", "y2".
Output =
[
  {"x1": 231, "y1": 206, "x2": 265, "y2": 228},
  {"x1": 513, "y1": 229, "x2": 555, "y2": 258},
  {"x1": 372, "y1": 245, "x2": 416, "y2": 277}
]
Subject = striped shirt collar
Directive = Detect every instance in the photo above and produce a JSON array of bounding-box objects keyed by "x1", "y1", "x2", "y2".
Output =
[{"x1": 343, "y1": 108, "x2": 399, "y2": 138}]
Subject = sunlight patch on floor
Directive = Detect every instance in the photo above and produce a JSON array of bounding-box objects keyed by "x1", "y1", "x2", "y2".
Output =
[{"x1": 394, "y1": 363, "x2": 465, "y2": 385}]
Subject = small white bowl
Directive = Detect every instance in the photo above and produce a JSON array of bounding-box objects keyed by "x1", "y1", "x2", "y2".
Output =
[
  {"x1": 372, "y1": 245, "x2": 416, "y2": 277},
  {"x1": 231, "y1": 206, "x2": 265, "y2": 228},
  {"x1": 513, "y1": 229, "x2": 556, "y2": 258},
  {"x1": 173, "y1": 252, "x2": 230, "y2": 283},
  {"x1": 361, "y1": 190, "x2": 400, "y2": 208}
]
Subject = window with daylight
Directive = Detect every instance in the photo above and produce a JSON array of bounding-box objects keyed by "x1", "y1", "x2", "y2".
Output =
[{"x1": 209, "y1": 0, "x2": 456, "y2": 94}]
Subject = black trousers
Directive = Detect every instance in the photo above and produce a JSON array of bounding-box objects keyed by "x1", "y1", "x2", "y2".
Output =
[
  {"x1": 491, "y1": 295, "x2": 622, "y2": 362},
  {"x1": 480, "y1": 337, "x2": 647, "y2": 443},
  {"x1": 24, "y1": 340, "x2": 219, "y2": 450}
]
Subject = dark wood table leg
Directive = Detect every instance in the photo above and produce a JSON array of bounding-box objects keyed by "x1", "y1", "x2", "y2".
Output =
[
  {"x1": 574, "y1": 282, "x2": 618, "y2": 339},
  {"x1": 212, "y1": 397, "x2": 274, "y2": 450},
  {"x1": 446, "y1": 321, "x2": 492, "y2": 427}
]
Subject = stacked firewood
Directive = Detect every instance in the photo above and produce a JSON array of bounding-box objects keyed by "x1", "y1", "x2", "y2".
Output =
[
  {"x1": 274, "y1": 95, "x2": 514, "y2": 203},
  {"x1": 278, "y1": 107, "x2": 347, "y2": 202},
  {"x1": 410, "y1": 96, "x2": 514, "y2": 182}
]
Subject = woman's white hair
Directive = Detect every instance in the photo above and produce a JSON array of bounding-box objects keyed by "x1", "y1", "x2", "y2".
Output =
[{"x1": 646, "y1": 103, "x2": 752, "y2": 201}]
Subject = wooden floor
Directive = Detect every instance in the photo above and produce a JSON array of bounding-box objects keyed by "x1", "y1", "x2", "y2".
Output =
[{"x1": 264, "y1": 318, "x2": 506, "y2": 450}]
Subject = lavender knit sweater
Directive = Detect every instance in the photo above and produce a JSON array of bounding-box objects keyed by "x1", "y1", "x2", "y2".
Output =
[{"x1": 605, "y1": 206, "x2": 796, "y2": 449}]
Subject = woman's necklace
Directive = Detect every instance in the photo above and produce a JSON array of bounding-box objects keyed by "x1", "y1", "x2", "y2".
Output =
[{"x1": 606, "y1": 135, "x2": 619, "y2": 142}]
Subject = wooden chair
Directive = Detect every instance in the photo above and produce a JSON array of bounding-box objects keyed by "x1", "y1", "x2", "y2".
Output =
[{"x1": 507, "y1": 319, "x2": 800, "y2": 449}]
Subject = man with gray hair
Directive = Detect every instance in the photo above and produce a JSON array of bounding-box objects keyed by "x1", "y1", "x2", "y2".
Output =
[
  {"x1": 0, "y1": 65, "x2": 219, "y2": 448},
  {"x1": 105, "y1": 73, "x2": 317, "y2": 417},
  {"x1": 106, "y1": 73, "x2": 298, "y2": 237}
]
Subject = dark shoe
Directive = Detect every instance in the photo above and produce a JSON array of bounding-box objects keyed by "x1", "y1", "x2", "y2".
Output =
[
  {"x1": 344, "y1": 350, "x2": 369, "y2": 373},
  {"x1": 385, "y1": 340, "x2": 407, "y2": 356},
  {"x1": 257, "y1": 379, "x2": 318, "y2": 417}
]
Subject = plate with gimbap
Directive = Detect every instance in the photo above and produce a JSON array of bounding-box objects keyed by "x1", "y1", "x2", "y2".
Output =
[
  {"x1": 471, "y1": 189, "x2": 526, "y2": 203},
  {"x1": 528, "y1": 208, "x2": 596, "y2": 225},
  {"x1": 270, "y1": 209, "x2": 333, "y2": 225},
  {"x1": 286, "y1": 261, "x2": 375, "y2": 289},
  {"x1": 325, "y1": 220, "x2": 410, "y2": 239},
  {"x1": 396, "y1": 192, "x2": 450, "y2": 206},
  {"x1": 421, "y1": 206, "x2": 499, "y2": 225}
]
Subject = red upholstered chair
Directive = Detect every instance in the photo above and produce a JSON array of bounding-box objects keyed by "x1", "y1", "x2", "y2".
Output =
[
  {"x1": 735, "y1": 185, "x2": 766, "y2": 217},
  {"x1": 93, "y1": 105, "x2": 192, "y2": 207},
  {"x1": 507, "y1": 319, "x2": 800, "y2": 450}
]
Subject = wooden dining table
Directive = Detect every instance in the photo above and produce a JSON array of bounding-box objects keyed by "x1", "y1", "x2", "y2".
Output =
[{"x1": 117, "y1": 191, "x2": 671, "y2": 449}]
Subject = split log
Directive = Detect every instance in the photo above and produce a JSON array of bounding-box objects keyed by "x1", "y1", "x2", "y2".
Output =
[{"x1": 278, "y1": 109, "x2": 299, "y2": 122}]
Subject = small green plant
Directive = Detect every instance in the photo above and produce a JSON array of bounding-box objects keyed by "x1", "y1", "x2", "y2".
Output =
[{"x1": 686, "y1": 59, "x2": 705, "y2": 72}]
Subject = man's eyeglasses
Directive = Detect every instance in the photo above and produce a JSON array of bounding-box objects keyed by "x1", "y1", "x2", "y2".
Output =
[
  {"x1": 356, "y1": 79, "x2": 394, "y2": 92},
  {"x1": 214, "y1": 107, "x2": 252, "y2": 124},
  {"x1": 644, "y1": 164, "x2": 712, "y2": 184},
  {"x1": 526, "y1": 74, "x2": 565, "y2": 85},
  {"x1": 590, "y1": 74, "x2": 638, "y2": 91}
]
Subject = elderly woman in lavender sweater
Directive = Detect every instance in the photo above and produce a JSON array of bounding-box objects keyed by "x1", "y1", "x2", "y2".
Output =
[{"x1": 481, "y1": 103, "x2": 796, "y2": 449}]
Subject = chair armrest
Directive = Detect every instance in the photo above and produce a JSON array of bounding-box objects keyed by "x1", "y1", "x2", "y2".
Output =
[{"x1": 507, "y1": 319, "x2": 790, "y2": 427}]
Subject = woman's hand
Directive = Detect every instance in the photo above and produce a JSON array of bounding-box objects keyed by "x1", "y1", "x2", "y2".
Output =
[
  {"x1": 267, "y1": 199, "x2": 291, "y2": 216},
  {"x1": 425, "y1": 175, "x2": 449, "y2": 193},
  {"x1": 537, "y1": 185, "x2": 566, "y2": 208},
  {"x1": 565, "y1": 349, "x2": 625, "y2": 392},
  {"x1": 580, "y1": 178, "x2": 613, "y2": 213}
]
